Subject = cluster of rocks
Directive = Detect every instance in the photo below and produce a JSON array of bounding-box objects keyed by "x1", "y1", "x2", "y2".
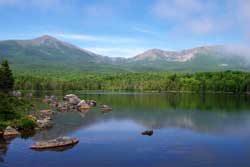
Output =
[
  {"x1": 29, "y1": 109, "x2": 54, "y2": 130},
  {"x1": 12, "y1": 91, "x2": 33, "y2": 99},
  {"x1": 0, "y1": 109, "x2": 55, "y2": 139},
  {"x1": 43, "y1": 94, "x2": 109, "y2": 113}
]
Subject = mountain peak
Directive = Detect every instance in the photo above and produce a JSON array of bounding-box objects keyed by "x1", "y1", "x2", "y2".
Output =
[{"x1": 33, "y1": 35, "x2": 59, "y2": 42}]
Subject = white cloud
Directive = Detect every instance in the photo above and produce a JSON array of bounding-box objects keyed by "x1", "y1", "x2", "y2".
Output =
[
  {"x1": 237, "y1": 0, "x2": 250, "y2": 39},
  {"x1": 55, "y1": 33, "x2": 138, "y2": 44},
  {"x1": 152, "y1": 0, "x2": 203, "y2": 20},
  {"x1": 188, "y1": 18, "x2": 214, "y2": 34},
  {"x1": 133, "y1": 26, "x2": 157, "y2": 35}
]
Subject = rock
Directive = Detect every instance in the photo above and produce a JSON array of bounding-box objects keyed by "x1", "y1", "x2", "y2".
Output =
[
  {"x1": 63, "y1": 94, "x2": 81, "y2": 105},
  {"x1": 0, "y1": 130, "x2": 3, "y2": 137},
  {"x1": 28, "y1": 115, "x2": 37, "y2": 121},
  {"x1": 57, "y1": 102, "x2": 69, "y2": 112},
  {"x1": 3, "y1": 126, "x2": 20, "y2": 137},
  {"x1": 77, "y1": 100, "x2": 91, "y2": 111},
  {"x1": 44, "y1": 95, "x2": 58, "y2": 105},
  {"x1": 37, "y1": 118, "x2": 53, "y2": 129},
  {"x1": 79, "y1": 103, "x2": 91, "y2": 112},
  {"x1": 100, "y1": 105, "x2": 112, "y2": 112},
  {"x1": 30, "y1": 137, "x2": 79, "y2": 150},
  {"x1": 26, "y1": 92, "x2": 33, "y2": 99},
  {"x1": 39, "y1": 109, "x2": 53, "y2": 116},
  {"x1": 77, "y1": 100, "x2": 86, "y2": 106},
  {"x1": 12, "y1": 91, "x2": 22, "y2": 97},
  {"x1": 50, "y1": 95, "x2": 58, "y2": 102},
  {"x1": 86, "y1": 100, "x2": 97, "y2": 107},
  {"x1": 141, "y1": 130, "x2": 153, "y2": 136}
]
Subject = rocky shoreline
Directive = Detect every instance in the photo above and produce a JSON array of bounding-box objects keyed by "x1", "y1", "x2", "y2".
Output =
[{"x1": 0, "y1": 93, "x2": 112, "y2": 150}]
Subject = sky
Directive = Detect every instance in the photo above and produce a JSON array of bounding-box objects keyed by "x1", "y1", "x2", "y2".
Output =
[{"x1": 0, "y1": 0, "x2": 249, "y2": 57}]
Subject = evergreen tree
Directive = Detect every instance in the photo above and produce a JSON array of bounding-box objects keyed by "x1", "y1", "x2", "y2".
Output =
[{"x1": 0, "y1": 60, "x2": 14, "y2": 93}]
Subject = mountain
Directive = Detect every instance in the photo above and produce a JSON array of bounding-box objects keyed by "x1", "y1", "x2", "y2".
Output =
[
  {"x1": 0, "y1": 35, "x2": 127, "y2": 72},
  {"x1": 0, "y1": 35, "x2": 249, "y2": 72},
  {"x1": 125, "y1": 45, "x2": 250, "y2": 72}
]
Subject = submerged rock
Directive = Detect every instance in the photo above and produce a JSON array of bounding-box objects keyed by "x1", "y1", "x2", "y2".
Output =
[
  {"x1": 30, "y1": 137, "x2": 79, "y2": 150},
  {"x1": 3, "y1": 126, "x2": 20, "y2": 137},
  {"x1": 100, "y1": 105, "x2": 112, "y2": 112},
  {"x1": 141, "y1": 130, "x2": 154, "y2": 136}
]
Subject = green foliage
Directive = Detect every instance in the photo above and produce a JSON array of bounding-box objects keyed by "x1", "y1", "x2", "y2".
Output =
[
  {"x1": 13, "y1": 70, "x2": 250, "y2": 94},
  {"x1": 0, "y1": 60, "x2": 14, "y2": 93},
  {"x1": 16, "y1": 117, "x2": 37, "y2": 130},
  {"x1": 0, "y1": 93, "x2": 19, "y2": 121}
]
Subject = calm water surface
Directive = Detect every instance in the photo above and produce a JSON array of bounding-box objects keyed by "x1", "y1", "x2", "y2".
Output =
[{"x1": 1, "y1": 93, "x2": 250, "y2": 167}]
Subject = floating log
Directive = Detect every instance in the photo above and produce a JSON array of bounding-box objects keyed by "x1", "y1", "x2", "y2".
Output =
[{"x1": 30, "y1": 137, "x2": 79, "y2": 150}]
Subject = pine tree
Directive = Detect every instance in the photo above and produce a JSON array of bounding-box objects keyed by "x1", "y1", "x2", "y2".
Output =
[{"x1": 0, "y1": 60, "x2": 14, "y2": 93}]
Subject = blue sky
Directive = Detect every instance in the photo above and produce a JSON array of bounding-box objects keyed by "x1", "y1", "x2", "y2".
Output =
[{"x1": 0, "y1": 0, "x2": 249, "y2": 57}]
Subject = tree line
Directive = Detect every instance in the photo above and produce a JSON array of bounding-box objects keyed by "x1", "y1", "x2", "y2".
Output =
[{"x1": 13, "y1": 70, "x2": 250, "y2": 94}]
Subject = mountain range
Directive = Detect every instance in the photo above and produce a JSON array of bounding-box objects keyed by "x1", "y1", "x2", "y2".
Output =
[{"x1": 0, "y1": 35, "x2": 249, "y2": 73}]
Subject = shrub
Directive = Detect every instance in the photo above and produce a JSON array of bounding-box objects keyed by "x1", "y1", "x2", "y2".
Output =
[{"x1": 17, "y1": 117, "x2": 37, "y2": 130}]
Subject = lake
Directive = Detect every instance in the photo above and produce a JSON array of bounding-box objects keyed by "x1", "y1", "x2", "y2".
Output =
[{"x1": 1, "y1": 92, "x2": 250, "y2": 167}]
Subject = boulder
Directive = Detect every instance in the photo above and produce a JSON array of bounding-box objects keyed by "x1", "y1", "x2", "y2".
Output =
[
  {"x1": 77, "y1": 100, "x2": 91, "y2": 111},
  {"x1": 86, "y1": 100, "x2": 97, "y2": 107},
  {"x1": 3, "y1": 126, "x2": 20, "y2": 137},
  {"x1": 78, "y1": 103, "x2": 91, "y2": 112},
  {"x1": 57, "y1": 102, "x2": 70, "y2": 112},
  {"x1": 63, "y1": 94, "x2": 81, "y2": 105},
  {"x1": 37, "y1": 118, "x2": 53, "y2": 129},
  {"x1": 30, "y1": 137, "x2": 79, "y2": 150}
]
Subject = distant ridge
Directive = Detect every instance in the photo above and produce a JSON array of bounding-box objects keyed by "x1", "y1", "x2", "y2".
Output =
[{"x1": 0, "y1": 35, "x2": 249, "y2": 72}]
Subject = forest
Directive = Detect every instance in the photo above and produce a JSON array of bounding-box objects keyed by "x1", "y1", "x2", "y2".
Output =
[
  {"x1": 0, "y1": 60, "x2": 34, "y2": 129},
  {"x1": 13, "y1": 69, "x2": 250, "y2": 94}
]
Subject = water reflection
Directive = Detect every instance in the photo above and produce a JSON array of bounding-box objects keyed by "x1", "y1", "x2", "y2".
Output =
[
  {"x1": 2, "y1": 93, "x2": 250, "y2": 167},
  {"x1": 32, "y1": 93, "x2": 250, "y2": 140}
]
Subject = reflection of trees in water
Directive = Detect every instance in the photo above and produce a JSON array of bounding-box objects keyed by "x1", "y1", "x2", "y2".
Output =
[
  {"x1": 29, "y1": 93, "x2": 250, "y2": 141},
  {"x1": 32, "y1": 106, "x2": 250, "y2": 141},
  {"x1": 0, "y1": 138, "x2": 10, "y2": 163},
  {"x1": 77, "y1": 93, "x2": 250, "y2": 112}
]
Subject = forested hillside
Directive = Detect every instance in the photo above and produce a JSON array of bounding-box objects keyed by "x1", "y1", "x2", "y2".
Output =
[{"x1": 14, "y1": 70, "x2": 250, "y2": 94}]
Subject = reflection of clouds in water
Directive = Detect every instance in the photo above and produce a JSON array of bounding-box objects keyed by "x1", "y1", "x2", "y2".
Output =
[{"x1": 30, "y1": 93, "x2": 250, "y2": 142}]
